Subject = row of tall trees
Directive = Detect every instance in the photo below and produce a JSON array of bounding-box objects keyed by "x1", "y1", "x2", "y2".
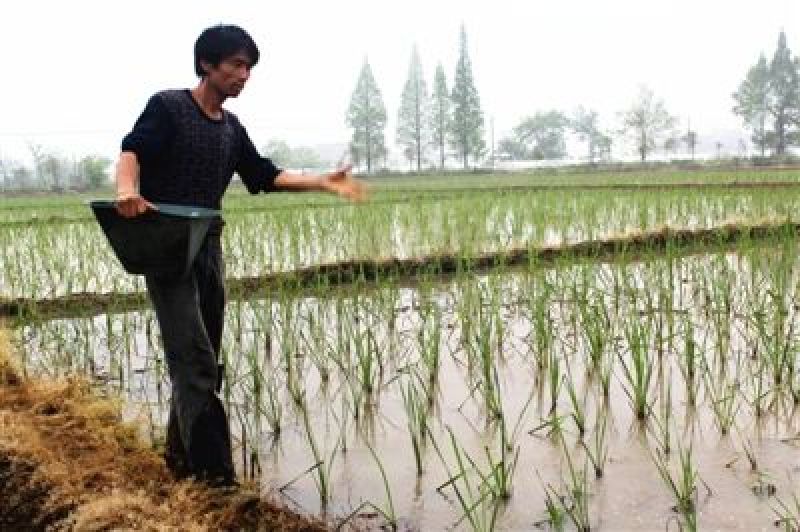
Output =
[
  {"x1": 345, "y1": 25, "x2": 699, "y2": 169},
  {"x1": 732, "y1": 31, "x2": 800, "y2": 156},
  {"x1": 346, "y1": 25, "x2": 485, "y2": 172}
]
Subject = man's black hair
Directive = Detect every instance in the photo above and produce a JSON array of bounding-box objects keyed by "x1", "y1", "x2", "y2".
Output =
[{"x1": 194, "y1": 25, "x2": 259, "y2": 77}]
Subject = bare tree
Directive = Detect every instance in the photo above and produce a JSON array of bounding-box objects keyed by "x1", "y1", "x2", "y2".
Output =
[
  {"x1": 619, "y1": 86, "x2": 677, "y2": 162},
  {"x1": 571, "y1": 107, "x2": 603, "y2": 163}
]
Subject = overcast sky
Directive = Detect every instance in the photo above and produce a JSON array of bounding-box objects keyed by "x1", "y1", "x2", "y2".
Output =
[{"x1": 1, "y1": 0, "x2": 799, "y2": 164}]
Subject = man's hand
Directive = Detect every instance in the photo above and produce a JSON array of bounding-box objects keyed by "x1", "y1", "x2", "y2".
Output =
[
  {"x1": 115, "y1": 152, "x2": 154, "y2": 217},
  {"x1": 116, "y1": 193, "x2": 157, "y2": 218},
  {"x1": 319, "y1": 164, "x2": 367, "y2": 202}
]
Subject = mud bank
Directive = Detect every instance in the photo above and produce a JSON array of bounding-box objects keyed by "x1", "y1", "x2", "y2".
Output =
[
  {"x1": 0, "y1": 326, "x2": 329, "y2": 531},
  {"x1": 2, "y1": 219, "x2": 797, "y2": 321}
]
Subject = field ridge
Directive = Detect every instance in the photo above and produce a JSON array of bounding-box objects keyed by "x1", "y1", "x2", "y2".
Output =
[{"x1": 3, "y1": 218, "x2": 796, "y2": 320}]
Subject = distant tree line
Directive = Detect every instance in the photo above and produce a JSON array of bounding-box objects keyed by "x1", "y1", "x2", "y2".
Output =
[
  {"x1": 342, "y1": 24, "x2": 701, "y2": 171},
  {"x1": 497, "y1": 88, "x2": 698, "y2": 164},
  {"x1": 344, "y1": 28, "x2": 800, "y2": 172},
  {"x1": 261, "y1": 139, "x2": 325, "y2": 172},
  {"x1": 4, "y1": 31, "x2": 798, "y2": 186},
  {"x1": 0, "y1": 144, "x2": 111, "y2": 192}
]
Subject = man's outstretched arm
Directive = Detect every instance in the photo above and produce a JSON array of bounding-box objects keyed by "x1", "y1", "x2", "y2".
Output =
[
  {"x1": 237, "y1": 124, "x2": 367, "y2": 202},
  {"x1": 273, "y1": 165, "x2": 367, "y2": 202}
]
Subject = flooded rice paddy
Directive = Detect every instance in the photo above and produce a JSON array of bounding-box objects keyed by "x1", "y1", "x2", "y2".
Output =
[
  {"x1": 16, "y1": 239, "x2": 800, "y2": 530},
  {"x1": 3, "y1": 186, "x2": 800, "y2": 300}
]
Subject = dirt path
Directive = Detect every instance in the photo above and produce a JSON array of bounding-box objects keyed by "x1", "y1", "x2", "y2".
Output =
[{"x1": 0, "y1": 324, "x2": 329, "y2": 531}]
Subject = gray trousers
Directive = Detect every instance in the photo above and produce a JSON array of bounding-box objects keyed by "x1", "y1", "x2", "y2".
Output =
[{"x1": 145, "y1": 231, "x2": 234, "y2": 482}]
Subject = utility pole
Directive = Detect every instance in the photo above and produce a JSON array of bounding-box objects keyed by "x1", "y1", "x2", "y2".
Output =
[
  {"x1": 686, "y1": 117, "x2": 696, "y2": 161},
  {"x1": 490, "y1": 116, "x2": 495, "y2": 170}
]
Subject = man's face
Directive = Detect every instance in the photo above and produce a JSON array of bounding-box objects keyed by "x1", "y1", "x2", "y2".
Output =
[{"x1": 203, "y1": 50, "x2": 253, "y2": 98}]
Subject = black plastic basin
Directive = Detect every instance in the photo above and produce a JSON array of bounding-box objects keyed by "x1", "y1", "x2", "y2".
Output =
[{"x1": 89, "y1": 200, "x2": 221, "y2": 278}]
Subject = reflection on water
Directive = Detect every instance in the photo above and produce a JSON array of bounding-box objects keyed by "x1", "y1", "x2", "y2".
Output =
[{"x1": 16, "y1": 242, "x2": 800, "y2": 530}]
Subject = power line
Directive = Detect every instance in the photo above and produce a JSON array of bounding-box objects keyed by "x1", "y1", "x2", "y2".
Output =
[{"x1": 0, "y1": 129, "x2": 123, "y2": 138}]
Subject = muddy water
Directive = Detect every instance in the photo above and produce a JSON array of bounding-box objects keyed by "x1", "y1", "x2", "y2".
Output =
[{"x1": 17, "y1": 245, "x2": 800, "y2": 530}]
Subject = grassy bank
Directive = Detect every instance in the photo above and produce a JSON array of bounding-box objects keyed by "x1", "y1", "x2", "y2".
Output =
[{"x1": 0, "y1": 322, "x2": 329, "y2": 531}]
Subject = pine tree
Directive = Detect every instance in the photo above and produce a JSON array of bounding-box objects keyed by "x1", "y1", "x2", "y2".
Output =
[
  {"x1": 397, "y1": 45, "x2": 430, "y2": 172},
  {"x1": 346, "y1": 59, "x2": 387, "y2": 173},
  {"x1": 768, "y1": 32, "x2": 800, "y2": 155},
  {"x1": 449, "y1": 25, "x2": 485, "y2": 169},
  {"x1": 732, "y1": 55, "x2": 770, "y2": 156},
  {"x1": 430, "y1": 63, "x2": 451, "y2": 169}
]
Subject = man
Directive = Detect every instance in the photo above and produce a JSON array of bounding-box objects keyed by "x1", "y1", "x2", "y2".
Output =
[{"x1": 116, "y1": 24, "x2": 365, "y2": 487}]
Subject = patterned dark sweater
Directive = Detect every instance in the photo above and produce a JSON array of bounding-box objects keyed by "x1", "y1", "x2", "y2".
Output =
[{"x1": 121, "y1": 89, "x2": 282, "y2": 210}]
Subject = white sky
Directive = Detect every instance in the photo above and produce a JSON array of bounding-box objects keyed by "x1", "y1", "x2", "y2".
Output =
[{"x1": 1, "y1": 0, "x2": 799, "y2": 164}]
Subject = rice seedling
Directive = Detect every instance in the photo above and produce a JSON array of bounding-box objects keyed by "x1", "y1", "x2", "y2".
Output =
[
  {"x1": 563, "y1": 367, "x2": 587, "y2": 440},
  {"x1": 648, "y1": 427, "x2": 711, "y2": 532},
  {"x1": 702, "y1": 354, "x2": 740, "y2": 436},
  {"x1": 546, "y1": 349, "x2": 563, "y2": 418},
  {"x1": 417, "y1": 301, "x2": 443, "y2": 389},
  {"x1": 432, "y1": 426, "x2": 508, "y2": 532},
  {"x1": 526, "y1": 277, "x2": 556, "y2": 376},
  {"x1": 581, "y1": 407, "x2": 610, "y2": 479},
  {"x1": 398, "y1": 369, "x2": 431, "y2": 476},
  {"x1": 537, "y1": 485, "x2": 567, "y2": 531},
  {"x1": 677, "y1": 314, "x2": 700, "y2": 408},
  {"x1": 753, "y1": 304, "x2": 795, "y2": 390},
  {"x1": 619, "y1": 314, "x2": 655, "y2": 421},
  {"x1": 463, "y1": 288, "x2": 504, "y2": 421},
  {"x1": 772, "y1": 479, "x2": 800, "y2": 531},
  {"x1": 292, "y1": 394, "x2": 339, "y2": 509},
  {"x1": 487, "y1": 411, "x2": 521, "y2": 502},
  {"x1": 299, "y1": 309, "x2": 332, "y2": 386},
  {"x1": 546, "y1": 435, "x2": 592, "y2": 532},
  {"x1": 578, "y1": 293, "x2": 611, "y2": 377},
  {"x1": 232, "y1": 401, "x2": 262, "y2": 480},
  {"x1": 360, "y1": 440, "x2": 399, "y2": 530},
  {"x1": 261, "y1": 369, "x2": 284, "y2": 439},
  {"x1": 744, "y1": 355, "x2": 770, "y2": 419}
]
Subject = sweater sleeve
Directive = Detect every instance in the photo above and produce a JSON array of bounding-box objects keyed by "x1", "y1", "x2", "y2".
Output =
[
  {"x1": 120, "y1": 94, "x2": 174, "y2": 163},
  {"x1": 235, "y1": 123, "x2": 283, "y2": 194}
]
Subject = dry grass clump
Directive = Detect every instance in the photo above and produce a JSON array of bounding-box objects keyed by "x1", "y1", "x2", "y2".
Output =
[{"x1": 0, "y1": 323, "x2": 328, "y2": 531}]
